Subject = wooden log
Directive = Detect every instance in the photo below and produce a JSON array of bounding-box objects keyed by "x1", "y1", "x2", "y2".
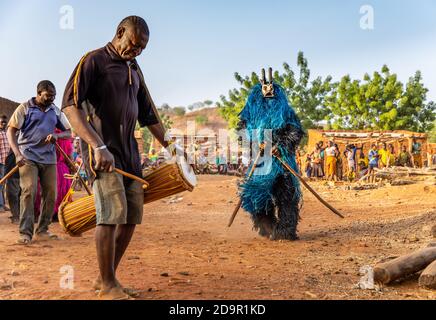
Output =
[
  {"x1": 418, "y1": 260, "x2": 436, "y2": 289},
  {"x1": 408, "y1": 171, "x2": 436, "y2": 176},
  {"x1": 373, "y1": 247, "x2": 436, "y2": 285}
]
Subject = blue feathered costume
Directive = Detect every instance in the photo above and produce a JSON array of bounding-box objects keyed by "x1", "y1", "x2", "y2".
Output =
[{"x1": 237, "y1": 83, "x2": 304, "y2": 240}]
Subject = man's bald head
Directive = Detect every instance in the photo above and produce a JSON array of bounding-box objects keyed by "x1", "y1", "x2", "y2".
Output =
[{"x1": 112, "y1": 16, "x2": 149, "y2": 61}]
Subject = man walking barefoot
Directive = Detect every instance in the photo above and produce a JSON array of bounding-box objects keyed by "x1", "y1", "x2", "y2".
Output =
[{"x1": 62, "y1": 16, "x2": 171, "y2": 300}]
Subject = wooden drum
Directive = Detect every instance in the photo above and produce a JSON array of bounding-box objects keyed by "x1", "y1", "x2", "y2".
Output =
[
  {"x1": 58, "y1": 195, "x2": 96, "y2": 237},
  {"x1": 143, "y1": 157, "x2": 197, "y2": 204}
]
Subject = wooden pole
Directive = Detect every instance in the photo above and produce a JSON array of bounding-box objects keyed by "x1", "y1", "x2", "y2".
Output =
[
  {"x1": 0, "y1": 165, "x2": 19, "y2": 185},
  {"x1": 55, "y1": 142, "x2": 92, "y2": 195},
  {"x1": 68, "y1": 162, "x2": 84, "y2": 193},
  {"x1": 273, "y1": 154, "x2": 345, "y2": 219},
  {"x1": 228, "y1": 147, "x2": 263, "y2": 227},
  {"x1": 114, "y1": 168, "x2": 149, "y2": 190}
]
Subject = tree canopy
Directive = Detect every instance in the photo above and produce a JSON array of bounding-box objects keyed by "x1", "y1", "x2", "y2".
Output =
[{"x1": 218, "y1": 52, "x2": 435, "y2": 136}]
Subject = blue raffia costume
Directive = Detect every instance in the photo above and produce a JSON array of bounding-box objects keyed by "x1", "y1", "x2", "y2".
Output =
[{"x1": 237, "y1": 81, "x2": 304, "y2": 240}]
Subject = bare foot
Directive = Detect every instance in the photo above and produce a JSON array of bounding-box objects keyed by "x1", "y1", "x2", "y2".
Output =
[
  {"x1": 93, "y1": 276, "x2": 139, "y2": 298},
  {"x1": 98, "y1": 286, "x2": 130, "y2": 300}
]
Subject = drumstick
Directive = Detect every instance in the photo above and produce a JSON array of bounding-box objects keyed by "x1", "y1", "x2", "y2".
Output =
[
  {"x1": 70, "y1": 162, "x2": 93, "y2": 196},
  {"x1": 0, "y1": 165, "x2": 19, "y2": 185},
  {"x1": 56, "y1": 142, "x2": 149, "y2": 190},
  {"x1": 55, "y1": 142, "x2": 93, "y2": 195},
  {"x1": 114, "y1": 168, "x2": 149, "y2": 190},
  {"x1": 273, "y1": 153, "x2": 344, "y2": 219},
  {"x1": 228, "y1": 145, "x2": 264, "y2": 227}
]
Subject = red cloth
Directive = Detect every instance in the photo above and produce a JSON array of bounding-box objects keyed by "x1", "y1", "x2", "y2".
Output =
[{"x1": 54, "y1": 132, "x2": 73, "y2": 215}]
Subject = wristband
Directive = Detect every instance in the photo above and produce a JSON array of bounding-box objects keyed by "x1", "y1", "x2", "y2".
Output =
[{"x1": 95, "y1": 145, "x2": 107, "y2": 151}]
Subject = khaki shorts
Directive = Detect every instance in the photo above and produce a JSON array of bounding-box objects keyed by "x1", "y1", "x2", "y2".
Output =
[{"x1": 93, "y1": 172, "x2": 144, "y2": 225}]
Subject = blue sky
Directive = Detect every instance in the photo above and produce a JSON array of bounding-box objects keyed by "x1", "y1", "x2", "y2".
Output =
[{"x1": 0, "y1": 0, "x2": 435, "y2": 107}]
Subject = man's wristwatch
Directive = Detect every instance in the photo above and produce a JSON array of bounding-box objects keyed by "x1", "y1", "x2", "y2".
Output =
[{"x1": 95, "y1": 145, "x2": 108, "y2": 151}]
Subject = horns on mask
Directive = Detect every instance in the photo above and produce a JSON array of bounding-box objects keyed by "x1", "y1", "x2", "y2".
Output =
[
  {"x1": 261, "y1": 67, "x2": 274, "y2": 98},
  {"x1": 260, "y1": 67, "x2": 273, "y2": 84}
]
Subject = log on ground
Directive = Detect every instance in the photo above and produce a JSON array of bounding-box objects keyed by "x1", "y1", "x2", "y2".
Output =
[
  {"x1": 418, "y1": 260, "x2": 436, "y2": 290},
  {"x1": 373, "y1": 247, "x2": 436, "y2": 285}
]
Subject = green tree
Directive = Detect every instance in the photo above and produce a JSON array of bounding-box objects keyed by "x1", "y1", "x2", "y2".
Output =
[
  {"x1": 217, "y1": 52, "x2": 334, "y2": 130},
  {"x1": 325, "y1": 75, "x2": 366, "y2": 129},
  {"x1": 188, "y1": 101, "x2": 205, "y2": 111},
  {"x1": 138, "y1": 113, "x2": 173, "y2": 153},
  {"x1": 195, "y1": 115, "x2": 208, "y2": 125},
  {"x1": 399, "y1": 71, "x2": 435, "y2": 132},
  {"x1": 160, "y1": 103, "x2": 171, "y2": 111},
  {"x1": 429, "y1": 120, "x2": 436, "y2": 143},
  {"x1": 218, "y1": 53, "x2": 435, "y2": 138},
  {"x1": 325, "y1": 67, "x2": 435, "y2": 132},
  {"x1": 173, "y1": 106, "x2": 186, "y2": 116}
]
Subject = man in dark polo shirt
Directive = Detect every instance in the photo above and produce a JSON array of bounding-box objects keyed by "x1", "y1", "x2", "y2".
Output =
[
  {"x1": 62, "y1": 16, "x2": 171, "y2": 300},
  {"x1": 7, "y1": 81, "x2": 72, "y2": 244}
]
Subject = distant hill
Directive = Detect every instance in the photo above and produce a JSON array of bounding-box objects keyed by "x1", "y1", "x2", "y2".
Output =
[
  {"x1": 0, "y1": 97, "x2": 19, "y2": 118},
  {"x1": 165, "y1": 107, "x2": 228, "y2": 135},
  {"x1": 0, "y1": 99, "x2": 230, "y2": 135}
]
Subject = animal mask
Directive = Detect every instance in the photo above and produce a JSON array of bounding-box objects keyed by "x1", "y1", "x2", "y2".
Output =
[{"x1": 261, "y1": 67, "x2": 274, "y2": 98}]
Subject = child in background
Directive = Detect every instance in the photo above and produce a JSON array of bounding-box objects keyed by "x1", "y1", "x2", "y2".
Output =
[
  {"x1": 304, "y1": 154, "x2": 312, "y2": 178},
  {"x1": 368, "y1": 144, "x2": 379, "y2": 182}
]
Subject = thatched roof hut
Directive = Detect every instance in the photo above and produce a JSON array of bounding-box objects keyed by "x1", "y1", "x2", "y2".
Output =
[{"x1": 0, "y1": 97, "x2": 19, "y2": 119}]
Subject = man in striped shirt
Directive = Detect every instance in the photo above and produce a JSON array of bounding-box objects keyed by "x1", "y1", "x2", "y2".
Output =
[{"x1": 0, "y1": 115, "x2": 10, "y2": 212}]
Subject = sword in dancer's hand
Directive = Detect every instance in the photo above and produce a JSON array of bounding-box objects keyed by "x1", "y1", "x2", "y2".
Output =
[{"x1": 228, "y1": 143, "x2": 265, "y2": 228}]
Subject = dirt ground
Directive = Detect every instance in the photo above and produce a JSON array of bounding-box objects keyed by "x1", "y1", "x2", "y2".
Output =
[{"x1": 0, "y1": 175, "x2": 435, "y2": 300}]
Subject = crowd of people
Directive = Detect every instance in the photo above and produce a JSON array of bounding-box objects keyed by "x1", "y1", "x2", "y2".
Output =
[
  {"x1": 140, "y1": 143, "x2": 250, "y2": 176},
  {"x1": 138, "y1": 137, "x2": 435, "y2": 181},
  {"x1": 299, "y1": 138, "x2": 435, "y2": 183},
  {"x1": 191, "y1": 149, "x2": 249, "y2": 176},
  {"x1": 3, "y1": 115, "x2": 435, "y2": 229}
]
